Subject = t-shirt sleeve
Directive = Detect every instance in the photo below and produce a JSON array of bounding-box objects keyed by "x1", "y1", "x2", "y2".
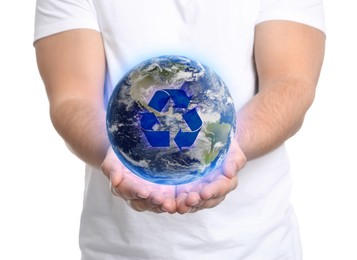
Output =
[
  {"x1": 34, "y1": 0, "x2": 100, "y2": 43},
  {"x1": 256, "y1": 0, "x2": 325, "y2": 32}
]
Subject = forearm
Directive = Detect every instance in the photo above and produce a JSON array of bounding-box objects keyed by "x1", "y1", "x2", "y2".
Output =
[
  {"x1": 239, "y1": 21, "x2": 325, "y2": 160},
  {"x1": 236, "y1": 78, "x2": 315, "y2": 160},
  {"x1": 35, "y1": 29, "x2": 107, "y2": 169},
  {"x1": 50, "y1": 97, "x2": 109, "y2": 169}
]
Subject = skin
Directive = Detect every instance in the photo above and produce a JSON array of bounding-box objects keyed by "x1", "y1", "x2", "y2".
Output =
[{"x1": 35, "y1": 20, "x2": 325, "y2": 214}]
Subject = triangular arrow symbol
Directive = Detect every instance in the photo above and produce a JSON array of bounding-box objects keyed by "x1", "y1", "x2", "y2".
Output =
[
  {"x1": 140, "y1": 112, "x2": 160, "y2": 130},
  {"x1": 174, "y1": 129, "x2": 201, "y2": 151}
]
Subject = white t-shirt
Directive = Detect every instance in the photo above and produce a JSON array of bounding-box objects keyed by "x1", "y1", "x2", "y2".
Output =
[{"x1": 34, "y1": 1, "x2": 325, "y2": 259}]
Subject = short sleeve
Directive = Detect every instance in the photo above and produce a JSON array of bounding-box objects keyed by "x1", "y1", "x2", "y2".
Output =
[
  {"x1": 256, "y1": 0, "x2": 325, "y2": 32},
  {"x1": 34, "y1": 0, "x2": 100, "y2": 43}
]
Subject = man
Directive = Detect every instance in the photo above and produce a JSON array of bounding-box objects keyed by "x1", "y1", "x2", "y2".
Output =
[{"x1": 34, "y1": 0, "x2": 325, "y2": 259}]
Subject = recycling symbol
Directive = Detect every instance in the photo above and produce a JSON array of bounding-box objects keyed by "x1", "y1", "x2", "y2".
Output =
[{"x1": 140, "y1": 89, "x2": 202, "y2": 150}]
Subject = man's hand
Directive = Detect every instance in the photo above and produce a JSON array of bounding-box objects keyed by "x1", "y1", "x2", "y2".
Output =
[
  {"x1": 101, "y1": 148, "x2": 177, "y2": 213},
  {"x1": 102, "y1": 139, "x2": 246, "y2": 214},
  {"x1": 175, "y1": 138, "x2": 246, "y2": 214}
]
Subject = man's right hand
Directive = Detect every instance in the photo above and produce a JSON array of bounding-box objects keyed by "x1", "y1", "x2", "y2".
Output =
[{"x1": 101, "y1": 147, "x2": 177, "y2": 214}]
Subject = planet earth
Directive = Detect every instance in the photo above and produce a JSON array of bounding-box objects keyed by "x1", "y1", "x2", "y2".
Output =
[{"x1": 106, "y1": 55, "x2": 236, "y2": 185}]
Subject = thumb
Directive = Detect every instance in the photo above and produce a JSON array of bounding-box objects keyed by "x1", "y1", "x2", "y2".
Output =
[
  {"x1": 222, "y1": 139, "x2": 247, "y2": 178},
  {"x1": 101, "y1": 147, "x2": 123, "y2": 187}
]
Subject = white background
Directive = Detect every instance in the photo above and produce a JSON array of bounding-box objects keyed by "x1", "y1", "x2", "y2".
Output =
[{"x1": 0, "y1": 1, "x2": 356, "y2": 259}]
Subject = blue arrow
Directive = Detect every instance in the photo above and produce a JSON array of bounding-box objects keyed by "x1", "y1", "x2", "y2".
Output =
[
  {"x1": 174, "y1": 129, "x2": 200, "y2": 150},
  {"x1": 182, "y1": 108, "x2": 202, "y2": 131},
  {"x1": 148, "y1": 89, "x2": 192, "y2": 112},
  {"x1": 140, "y1": 112, "x2": 170, "y2": 147},
  {"x1": 148, "y1": 91, "x2": 171, "y2": 112},
  {"x1": 165, "y1": 89, "x2": 192, "y2": 108},
  {"x1": 142, "y1": 130, "x2": 170, "y2": 147},
  {"x1": 144, "y1": 88, "x2": 202, "y2": 149},
  {"x1": 140, "y1": 112, "x2": 159, "y2": 130}
]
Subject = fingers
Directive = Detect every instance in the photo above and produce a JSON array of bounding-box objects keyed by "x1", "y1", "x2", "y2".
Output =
[
  {"x1": 102, "y1": 147, "x2": 177, "y2": 213},
  {"x1": 112, "y1": 186, "x2": 176, "y2": 213},
  {"x1": 175, "y1": 169, "x2": 238, "y2": 214},
  {"x1": 176, "y1": 192, "x2": 201, "y2": 214},
  {"x1": 124, "y1": 191, "x2": 177, "y2": 214},
  {"x1": 194, "y1": 196, "x2": 226, "y2": 211},
  {"x1": 200, "y1": 174, "x2": 238, "y2": 200},
  {"x1": 176, "y1": 191, "x2": 227, "y2": 214},
  {"x1": 104, "y1": 139, "x2": 245, "y2": 214},
  {"x1": 111, "y1": 179, "x2": 177, "y2": 212},
  {"x1": 128, "y1": 198, "x2": 162, "y2": 213},
  {"x1": 112, "y1": 173, "x2": 236, "y2": 214},
  {"x1": 113, "y1": 176, "x2": 151, "y2": 200},
  {"x1": 111, "y1": 176, "x2": 176, "y2": 213}
]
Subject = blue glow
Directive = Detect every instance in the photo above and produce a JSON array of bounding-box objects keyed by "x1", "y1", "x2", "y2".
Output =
[{"x1": 106, "y1": 55, "x2": 236, "y2": 185}]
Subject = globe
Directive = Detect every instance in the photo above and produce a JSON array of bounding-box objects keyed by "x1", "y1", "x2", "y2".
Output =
[{"x1": 106, "y1": 55, "x2": 236, "y2": 185}]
